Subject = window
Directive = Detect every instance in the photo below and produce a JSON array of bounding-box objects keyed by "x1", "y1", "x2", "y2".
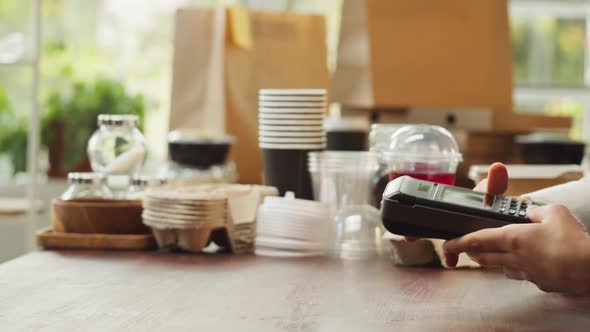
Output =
[
  {"x1": 0, "y1": 0, "x2": 341, "y2": 180},
  {"x1": 510, "y1": 0, "x2": 590, "y2": 139}
]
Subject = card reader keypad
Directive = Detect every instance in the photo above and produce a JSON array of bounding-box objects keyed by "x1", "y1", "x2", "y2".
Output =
[
  {"x1": 499, "y1": 197, "x2": 529, "y2": 218},
  {"x1": 499, "y1": 197, "x2": 510, "y2": 213}
]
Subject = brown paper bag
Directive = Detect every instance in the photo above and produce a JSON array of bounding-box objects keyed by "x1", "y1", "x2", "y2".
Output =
[
  {"x1": 170, "y1": 8, "x2": 330, "y2": 184},
  {"x1": 333, "y1": 0, "x2": 513, "y2": 112}
]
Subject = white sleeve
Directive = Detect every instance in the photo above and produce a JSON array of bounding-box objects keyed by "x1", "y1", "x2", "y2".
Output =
[{"x1": 525, "y1": 176, "x2": 590, "y2": 228}]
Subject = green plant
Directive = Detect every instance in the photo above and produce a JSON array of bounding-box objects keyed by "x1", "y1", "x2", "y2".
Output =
[
  {"x1": 0, "y1": 78, "x2": 148, "y2": 175},
  {"x1": 0, "y1": 87, "x2": 29, "y2": 174},
  {"x1": 43, "y1": 78, "x2": 147, "y2": 170}
]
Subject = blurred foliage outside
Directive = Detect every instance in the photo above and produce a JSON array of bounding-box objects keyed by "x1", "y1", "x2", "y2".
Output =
[{"x1": 511, "y1": 16, "x2": 587, "y2": 139}]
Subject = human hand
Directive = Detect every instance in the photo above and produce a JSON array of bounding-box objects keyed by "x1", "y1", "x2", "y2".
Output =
[{"x1": 444, "y1": 203, "x2": 590, "y2": 295}]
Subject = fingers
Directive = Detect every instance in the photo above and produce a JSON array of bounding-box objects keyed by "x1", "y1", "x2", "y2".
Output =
[
  {"x1": 474, "y1": 179, "x2": 488, "y2": 192},
  {"x1": 443, "y1": 226, "x2": 519, "y2": 254},
  {"x1": 527, "y1": 204, "x2": 587, "y2": 234},
  {"x1": 527, "y1": 204, "x2": 574, "y2": 224},
  {"x1": 466, "y1": 252, "x2": 517, "y2": 268},
  {"x1": 486, "y1": 162, "x2": 509, "y2": 195},
  {"x1": 473, "y1": 163, "x2": 507, "y2": 198},
  {"x1": 444, "y1": 252, "x2": 459, "y2": 268},
  {"x1": 503, "y1": 268, "x2": 526, "y2": 280},
  {"x1": 526, "y1": 205, "x2": 544, "y2": 224}
]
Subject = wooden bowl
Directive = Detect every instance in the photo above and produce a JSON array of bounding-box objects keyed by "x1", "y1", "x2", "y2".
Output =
[{"x1": 52, "y1": 199, "x2": 150, "y2": 235}]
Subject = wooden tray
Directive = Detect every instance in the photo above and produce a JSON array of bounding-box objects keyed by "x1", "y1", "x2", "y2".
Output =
[
  {"x1": 36, "y1": 227, "x2": 157, "y2": 251},
  {"x1": 52, "y1": 199, "x2": 149, "y2": 234}
]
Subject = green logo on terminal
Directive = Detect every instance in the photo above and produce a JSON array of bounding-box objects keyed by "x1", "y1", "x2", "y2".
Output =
[{"x1": 418, "y1": 184, "x2": 430, "y2": 193}]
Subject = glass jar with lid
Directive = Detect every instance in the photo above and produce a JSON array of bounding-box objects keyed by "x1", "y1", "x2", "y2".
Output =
[
  {"x1": 87, "y1": 114, "x2": 147, "y2": 175},
  {"x1": 61, "y1": 172, "x2": 113, "y2": 200}
]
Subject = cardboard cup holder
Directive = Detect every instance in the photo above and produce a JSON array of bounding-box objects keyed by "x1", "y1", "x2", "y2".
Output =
[{"x1": 143, "y1": 185, "x2": 277, "y2": 254}]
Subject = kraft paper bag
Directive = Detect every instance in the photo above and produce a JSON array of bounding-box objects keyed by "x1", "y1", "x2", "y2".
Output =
[
  {"x1": 170, "y1": 8, "x2": 330, "y2": 184},
  {"x1": 333, "y1": 0, "x2": 513, "y2": 112}
]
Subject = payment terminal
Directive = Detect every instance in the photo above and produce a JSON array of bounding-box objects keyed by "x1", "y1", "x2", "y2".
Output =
[{"x1": 381, "y1": 176, "x2": 537, "y2": 240}]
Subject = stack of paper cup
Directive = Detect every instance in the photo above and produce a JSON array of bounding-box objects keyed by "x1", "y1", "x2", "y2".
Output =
[
  {"x1": 259, "y1": 89, "x2": 327, "y2": 200},
  {"x1": 255, "y1": 192, "x2": 330, "y2": 257}
]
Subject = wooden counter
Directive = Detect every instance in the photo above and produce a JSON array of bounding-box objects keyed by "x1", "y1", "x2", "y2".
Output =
[{"x1": 0, "y1": 251, "x2": 589, "y2": 331}]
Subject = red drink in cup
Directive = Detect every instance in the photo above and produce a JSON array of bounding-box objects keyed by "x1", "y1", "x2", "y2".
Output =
[{"x1": 388, "y1": 172, "x2": 455, "y2": 185}]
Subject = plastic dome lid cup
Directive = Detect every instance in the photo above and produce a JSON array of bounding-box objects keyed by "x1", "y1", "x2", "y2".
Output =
[{"x1": 385, "y1": 125, "x2": 463, "y2": 186}]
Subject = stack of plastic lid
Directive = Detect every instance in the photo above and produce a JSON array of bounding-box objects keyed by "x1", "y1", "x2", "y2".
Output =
[
  {"x1": 255, "y1": 192, "x2": 330, "y2": 257},
  {"x1": 307, "y1": 152, "x2": 379, "y2": 215},
  {"x1": 258, "y1": 89, "x2": 327, "y2": 150}
]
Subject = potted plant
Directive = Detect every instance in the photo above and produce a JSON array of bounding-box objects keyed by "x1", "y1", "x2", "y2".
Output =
[{"x1": 0, "y1": 88, "x2": 28, "y2": 175}]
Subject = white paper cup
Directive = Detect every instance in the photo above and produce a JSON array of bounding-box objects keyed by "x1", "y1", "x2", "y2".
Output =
[
  {"x1": 259, "y1": 113, "x2": 324, "y2": 120},
  {"x1": 259, "y1": 95, "x2": 327, "y2": 102},
  {"x1": 259, "y1": 125, "x2": 324, "y2": 132},
  {"x1": 259, "y1": 119, "x2": 324, "y2": 126},
  {"x1": 260, "y1": 131, "x2": 325, "y2": 138},
  {"x1": 259, "y1": 142, "x2": 326, "y2": 150},
  {"x1": 258, "y1": 107, "x2": 326, "y2": 115},
  {"x1": 259, "y1": 101, "x2": 326, "y2": 108},
  {"x1": 259, "y1": 137, "x2": 327, "y2": 144},
  {"x1": 259, "y1": 89, "x2": 326, "y2": 96}
]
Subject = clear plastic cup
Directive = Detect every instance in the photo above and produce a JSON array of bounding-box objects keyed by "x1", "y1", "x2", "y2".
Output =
[
  {"x1": 333, "y1": 205, "x2": 384, "y2": 260},
  {"x1": 385, "y1": 125, "x2": 463, "y2": 184},
  {"x1": 307, "y1": 152, "x2": 379, "y2": 215}
]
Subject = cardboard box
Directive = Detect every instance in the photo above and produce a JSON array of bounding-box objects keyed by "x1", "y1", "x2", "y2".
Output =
[
  {"x1": 334, "y1": 0, "x2": 573, "y2": 133},
  {"x1": 334, "y1": 0, "x2": 512, "y2": 112}
]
